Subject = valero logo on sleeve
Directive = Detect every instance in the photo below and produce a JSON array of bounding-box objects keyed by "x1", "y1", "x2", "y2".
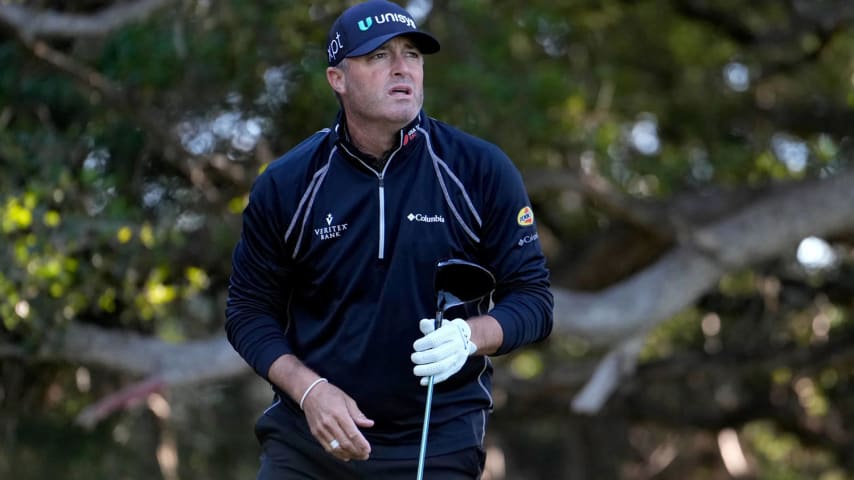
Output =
[{"x1": 517, "y1": 206, "x2": 534, "y2": 226}]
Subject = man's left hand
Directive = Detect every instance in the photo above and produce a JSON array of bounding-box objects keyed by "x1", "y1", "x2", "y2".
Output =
[{"x1": 411, "y1": 318, "x2": 477, "y2": 385}]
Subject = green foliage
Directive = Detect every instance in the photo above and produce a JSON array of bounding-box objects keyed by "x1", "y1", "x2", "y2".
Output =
[
  {"x1": 2, "y1": 0, "x2": 854, "y2": 478},
  {"x1": 744, "y1": 422, "x2": 845, "y2": 480},
  {"x1": 641, "y1": 308, "x2": 706, "y2": 360},
  {"x1": 100, "y1": 24, "x2": 185, "y2": 88}
]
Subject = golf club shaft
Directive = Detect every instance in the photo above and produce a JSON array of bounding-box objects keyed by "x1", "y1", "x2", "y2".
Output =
[
  {"x1": 416, "y1": 375, "x2": 434, "y2": 480},
  {"x1": 416, "y1": 310, "x2": 444, "y2": 480}
]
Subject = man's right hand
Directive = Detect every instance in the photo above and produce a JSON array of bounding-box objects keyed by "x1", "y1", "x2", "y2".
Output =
[{"x1": 301, "y1": 379, "x2": 375, "y2": 461}]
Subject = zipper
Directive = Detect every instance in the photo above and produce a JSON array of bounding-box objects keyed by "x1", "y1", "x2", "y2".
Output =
[
  {"x1": 339, "y1": 131, "x2": 405, "y2": 260},
  {"x1": 376, "y1": 131, "x2": 405, "y2": 260},
  {"x1": 378, "y1": 175, "x2": 385, "y2": 259}
]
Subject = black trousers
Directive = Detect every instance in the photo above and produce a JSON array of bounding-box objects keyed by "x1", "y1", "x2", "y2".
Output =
[{"x1": 254, "y1": 413, "x2": 485, "y2": 479}]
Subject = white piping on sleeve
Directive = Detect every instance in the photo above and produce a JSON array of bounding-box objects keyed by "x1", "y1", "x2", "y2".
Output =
[
  {"x1": 476, "y1": 356, "x2": 494, "y2": 410},
  {"x1": 284, "y1": 148, "x2": 335, "y2": 258},
  {"x1": 417, "y1": 126, "x2": 482, "y2": 244},
  {"x1": 474, "y1": 298, "x2": 494, "y2": 411},
  {"x1": 262, "y1": 396, "x2": 282, "y2": 415},
  {"x1": 436, "y1": 161, "x2": 482, "y2": 227}
]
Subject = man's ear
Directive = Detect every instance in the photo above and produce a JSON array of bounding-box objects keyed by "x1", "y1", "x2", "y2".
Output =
[{"x1": 326, "y1": 67, "x2": 345, "y2": 95}]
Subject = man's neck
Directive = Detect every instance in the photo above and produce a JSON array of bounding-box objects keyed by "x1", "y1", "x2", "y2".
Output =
[{"x1": 343, "y1": 113, "x2": 410, "y2": 159}]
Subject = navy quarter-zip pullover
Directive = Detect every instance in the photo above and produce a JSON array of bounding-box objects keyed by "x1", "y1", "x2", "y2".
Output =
[{"x1": 226, "y1": 110, "x2": 553, "y2": 459}]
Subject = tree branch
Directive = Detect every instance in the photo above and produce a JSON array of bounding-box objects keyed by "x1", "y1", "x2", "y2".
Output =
[
  {"x1": 0, "y1": 0, "x2": 175, "y2": 40},
  {"x1": 75, "y1": 376, "x2": 167, "y2": 429},
  {"x1": 554, "y1": 167, "x2": 854, "y2": 343},
  {"x1": 525, "y1": 166, "x2": 764, "y2": 244},
  {"x1": 671, "y1": 0, "x2": 850, "y2": 76},
  {"x1": 35, "y1": 322, "x2": 251, "y2": 385},
  {"x1": 6, "y1": 167, "x2": 852, "y2": 420},
  {"x1": 0, "y1": 1, "x2": 238, "y2": 204},
  {"x1": 571, "y1": 335, "x2": 645, "y2": 414},
  {"x1": 17, "y1": 37, "x2": 223, "y2": 203},
  {"x1": 791, "y1": 0, "x2": 854, "y2": 30},
  {"x1": 670, "y1": 0, "x2": 758, "y2": 44}
]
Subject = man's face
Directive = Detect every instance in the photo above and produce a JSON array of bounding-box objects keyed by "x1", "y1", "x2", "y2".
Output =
[{"x1": 329, "y1": 36, "x2": 425, "y2": 129}]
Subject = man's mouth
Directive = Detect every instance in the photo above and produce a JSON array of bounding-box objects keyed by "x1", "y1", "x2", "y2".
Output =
[{"x1": 389, "y1": 85, "x2": 412, "y2": 96}]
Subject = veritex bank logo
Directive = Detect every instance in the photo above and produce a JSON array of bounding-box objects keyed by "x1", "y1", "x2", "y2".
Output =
[{"x1": 314, "y1": 213, "x2": 349, "y2": 241}]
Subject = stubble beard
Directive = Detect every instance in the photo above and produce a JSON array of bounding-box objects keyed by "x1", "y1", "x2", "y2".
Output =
[{"x1": 341, "y1": 78, "x2": 424, "y2": 130}]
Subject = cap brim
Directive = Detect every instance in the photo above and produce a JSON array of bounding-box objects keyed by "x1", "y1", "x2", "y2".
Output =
[{"x1": 346, "y1": 31, "x2": 440, "y2": 59}]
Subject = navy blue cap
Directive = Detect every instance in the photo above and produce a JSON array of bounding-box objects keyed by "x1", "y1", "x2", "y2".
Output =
[{"x1": 326, "y1": 0, "x2": 440, "y2": 66}]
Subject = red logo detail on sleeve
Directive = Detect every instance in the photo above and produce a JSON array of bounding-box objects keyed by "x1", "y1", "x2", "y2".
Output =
[
  {"x1": 517, "y1": 207, "x2": 534, "y2": 226},
  {"x1": 403, "y1": 128, "x2": 418, "y2": 146}
]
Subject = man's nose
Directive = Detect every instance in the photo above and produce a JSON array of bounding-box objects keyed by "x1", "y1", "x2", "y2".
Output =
[{"x1": 391, "y1": 53, "x2": 411, "y2": 76}]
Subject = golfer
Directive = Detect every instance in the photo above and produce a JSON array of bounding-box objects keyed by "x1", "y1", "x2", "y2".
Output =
[{"x1": 225, "y1": 1, "x2": 553, "y2": 478}]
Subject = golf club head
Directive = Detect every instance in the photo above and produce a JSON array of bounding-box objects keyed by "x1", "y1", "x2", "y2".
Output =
[{"x1": 434, "y1": 258, "x2": 496, "y2": 312}]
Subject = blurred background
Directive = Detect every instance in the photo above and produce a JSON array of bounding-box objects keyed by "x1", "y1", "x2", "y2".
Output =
[{"x1": 2, "y1": 0, "x2": 854, "y2": 479}]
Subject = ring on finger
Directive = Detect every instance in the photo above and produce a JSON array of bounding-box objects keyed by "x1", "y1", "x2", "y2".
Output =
[{"x1": 329, "y1": 439, "x2": 340, "y2": 450}]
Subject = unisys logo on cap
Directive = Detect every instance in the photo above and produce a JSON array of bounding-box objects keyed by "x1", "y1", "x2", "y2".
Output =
[
  {"x1": 357, "y1": 12, "x2": 416, "y2": 32},
  {"x1": 326, "y1": 0, "x2": 440, "y2": 66}
]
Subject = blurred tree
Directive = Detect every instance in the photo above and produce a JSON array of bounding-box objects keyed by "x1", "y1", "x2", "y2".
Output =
[{"x1": 1, "y1": 0, "x2": 853, "y2": 479}]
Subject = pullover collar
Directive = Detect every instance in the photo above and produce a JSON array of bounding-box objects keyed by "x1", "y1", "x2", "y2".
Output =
[{"x1": 332, "y1": 111, "x2": 425, "y2": 171}]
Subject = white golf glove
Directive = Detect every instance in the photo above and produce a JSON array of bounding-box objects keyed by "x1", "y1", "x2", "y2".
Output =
[{"x1": 411, "y1": 318, "x2": 477, "y2": 385}]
